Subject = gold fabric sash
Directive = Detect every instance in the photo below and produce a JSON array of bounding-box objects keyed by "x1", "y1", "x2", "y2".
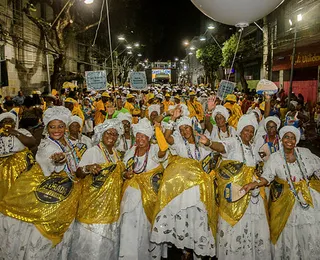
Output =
[
  {"x1": 153, "y1": 157, "x2": 218, "y2": 237},
  {"x1": 0, "y1": 163, "x2": 81, "y2": 246},
  {"x1": 0, "y1": 149, "x2": 35, "y2": 200},
  {"x1": 122, "y1": 165, "x2": 164, "y2": 223},
  {"x1": 269, "y1": 176, "x2": 314, "y2": 244},
  {"x1": 77, "y1": 161, "x2": 125, "y2": 224},
  {"x1": 215, "y1": 160, "x2": 267, "y2": 227}
]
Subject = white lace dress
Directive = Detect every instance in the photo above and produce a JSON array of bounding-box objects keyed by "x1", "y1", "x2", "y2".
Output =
[
  {"x1": 119, "y1": 144, "x2": 165, "y2": 260},
  {"x1": 151, "y1": 135, "x2": 216, "y2": 258},
  {"x1": 217, "y1": 137, "x2": 271, "y2": 260},
  {"x1": 262, "y1": 148, "x2": 320, "y2": 260},
  {"x1": 69, "y1": 145, "x2": 120, "y2": 260},
  {"x1": 0, "y1": 138, "x2": 76, "y2": 260}
]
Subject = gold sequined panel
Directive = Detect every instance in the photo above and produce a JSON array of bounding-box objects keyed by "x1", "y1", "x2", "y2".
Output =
[
  {"x1": 0, "y1": 149, "x2": 35, "y2": 200},
  {"x1": 122, "y1": 164, "x2": 164, "y2": 223},
  {"x1": 0, "y1": 164, "x2": 81, "y2": 246},
  {"x1": 77, "y1": 161, "x2": 125, "y2": 224},
  {"x1": 153, "y1": 156, "x2": 218, "y2": 237}
]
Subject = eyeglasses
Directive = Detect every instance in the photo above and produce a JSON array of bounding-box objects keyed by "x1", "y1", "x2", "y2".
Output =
[
  {"x1": 105, "y1": 131, "x2": 118, "y2": 137},
  {"x1": 266, "y1": 125, "x2": 277, "y2": 130}
]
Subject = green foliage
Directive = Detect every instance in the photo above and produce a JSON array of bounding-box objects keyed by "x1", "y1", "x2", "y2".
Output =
[{"x1": 196, "y1": 43, "x2": 222, "y2": 73}]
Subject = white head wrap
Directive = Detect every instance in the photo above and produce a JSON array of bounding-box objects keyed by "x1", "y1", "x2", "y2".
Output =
[
  {"x1": 0, "y1": 112, "x2": 17, "y2": 123},
  {"x1": 132, "y1": 118, "x2": 154, "y2": 139},
  {"x1": 148, "y1": 104, "x2": 160, "y2": 118},
  {"x1": 212, "y1": 105, "x2": 229, "y2": 122},
  {"x1": 279, "y1": 126, "x2": 301, "y2": 144},
  {"x1": 249, "y1": 107, "x2": 262, "y2": 121},
  {"x1": 237, "y1": 114, "x2": 258, "y2": 135},
  {"x1": 290, "y1": 101, "x2": 298, "y2": 108},
  {"x1": 43, "y1": 106, "x2": 71, "y2": 127},
  {"x1": 117, "y1": 112, "x2": 132, "y2": 123},
  {"x1": 92, "y1": 118, "x2": 124, "y2": 145},
  {"x1": 264, "y1": 116, "x2": 281, "y2": 130},
  {"x1": 68, "y1": 115, "x2": 83, "y2": 127},
  {"x1": 176, "y1": 116, "x2": 193, "y2": 130}
]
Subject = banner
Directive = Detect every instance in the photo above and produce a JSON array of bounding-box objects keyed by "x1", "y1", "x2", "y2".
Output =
[
  {"x1": 130, "y1": 71, "x2": 148, "y2": 91},
  {"x1": 217, "y1": 80, "x2": 236, "y2": 100},
  {"x1": 85, "y1": 70, "x2": 107, "y2": 91}
]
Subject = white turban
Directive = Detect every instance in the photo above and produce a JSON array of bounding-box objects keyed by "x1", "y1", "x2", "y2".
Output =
[
  {"x1": 68, "y1": 115, "x2": 83, "y2": 127},
  {"x1": 132, "y1": 118, "x2": 154, "y2": 139},
  {"x1": 237, "y1": 114, "x2": 258, "y2": 135},
  {"x1": 290, "y1": 101, "x2": 298, "y2": 108},
  {"x1": 212, "y1": 105, "x2": 229, "y2": 122},
  {"x1": 279, "y1": 126, "x2": 301, "y2": 144},
  {"x1": 43, "y1": 106, "x2": 71, "y2": 127},
  {"x1": 117, "y1": 112, "x2": 132, "y2": 123},
  {"x1": 176, "y1": 116, "x2": 193, "y2": 129},
  {"x1": 92, "y1": 118, "x2": 124, "y2": 145},
  {"x1": 0, "y1": 112, "x2": 17, "y2": 123},
  {"x1": 264, "y1": 116, "x2": 281, "y2": 130},
  {"x1": 249, "y1": 107, "x2": 262, "y2": 121},
  {"x1": 148, "y1": 104, "x2": 160, "y2": 118}
]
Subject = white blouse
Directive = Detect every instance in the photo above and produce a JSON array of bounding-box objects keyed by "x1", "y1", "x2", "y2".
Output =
[{"x1": 0, "y1": 128, "x2": 32, "y2": 155}]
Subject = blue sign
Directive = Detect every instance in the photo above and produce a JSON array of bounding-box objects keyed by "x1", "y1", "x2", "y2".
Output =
[
  {"x1": 85, "y1": 70, "x2": 107, "y2": 91},
  {"x1": 217, "y1": 80, "x2": 236, "y2": 100},
  {"x1": 130, "y1": 72, "x2": 147, "y2": 91}
]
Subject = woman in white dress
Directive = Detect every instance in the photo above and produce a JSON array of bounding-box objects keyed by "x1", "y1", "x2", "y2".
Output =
[
  {"x1": 116, "y1": 112, "x2": 134, "y2": 155},
  {"x1": 151, "y1": 114, "x2": 216, "y2": 259},
  {"x1": 68, "y1": 115, "x2": 92, "y2": 150},
  {"x1": 205, "y1": 105, "x2": 236, "y2": 141},
  {"x1": 254, "y1": 116, "x2": 281, "y2": 162},
  {"x1": 119, "y1": 118, "x2": 167, "y2": 260},
  {"x1": 0, "y1": 112, "x2": 36, "y2": 199},
  {"x1": 242, "y1": 125, "x2": 320, "y2": 259},
  {"x1": 70, "y1": 119, "x2": 124, "y2": 260},
  {"x1": 199, "y1": 114, "x2": 271, "y2": 260},
  {"x1": 0, "y1": 106, "x2": 82, "y2": 260}
]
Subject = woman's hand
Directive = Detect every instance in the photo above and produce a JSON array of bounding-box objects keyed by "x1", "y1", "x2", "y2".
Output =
[
  {"x1": 198, "y1": 133, "x2": 210, "y2": 146},
  {"x1": 241, "y1": 182, "x2": 258, "y2": 194},
  {"x1": 171, "y1": 105, "x2": 182, "y2": 121},
  {"x1": 123, "y1": 170, "x2": 134, "y2": 179},
  {"x1": 207, "y1": 96, "x2": 217, "y2": 112},
  {"x1": 86, "y1": 164, "x2": 102, "y2": 175},
  {"x1": 51, "y1": 152, "x2": 67, "y2": 164}
]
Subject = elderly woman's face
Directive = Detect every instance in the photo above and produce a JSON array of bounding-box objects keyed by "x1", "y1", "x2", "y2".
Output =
[
  {"x1": 150, "y1": 111, "x2": 158, "y2": 123},
  {"x1": 240, "y1": 125, "x2": 255, "y2": 145},
  {"x1": 266, "y1": 121, "x2": 277, "y2": 136},
  {"x1": 282, "y1": 132, "x2": 296, "y2": 150},
  {"x1": 69, "y1": 122, "x2": 81, "y2": 137},
  {"x1": 48, "y1": 120, "x2": 66, "y2": 140},
  {"x1": 136, "y1": 132, "x2": 149, "y2": 148},
  {"x1": 215, "y1": 114, "x2": 226, "y2": 128},
  {"x1": 0, "y1": 118, "x2": 15, "y2": 129},
  {"x1": 179, "y1": 125, "x2": 193, "y2": 140},
  {"x1": 102, "y1": 128, "x2": 118, "y2": 147}
]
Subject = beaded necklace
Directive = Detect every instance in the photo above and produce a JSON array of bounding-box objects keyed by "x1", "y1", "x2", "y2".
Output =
[
  {"x1": 281, "y1": 147, "x2": 310, "y2": 209},
  {"x1": 217, "y1": 125, "x2": 230, "y2": 140},
  {"x1": 133, "y1": 145, "x2": 150, "y2": 174},
  {"x1": 236, "y1": 135, "x2": 255, "y2": 165},
  {"x1": 49, "y1": 136, "x2": 80, "y2": 182},
  {"x1": 264, "y1": 134, "x2": 280, "y2": 154},
  {"x1": 183, "y1": 137, "x2": 201, "y2": 161},
  {"x1": 98, "y1": 142, "x2": 119, "y2": 163},
  {"x1": 122, "y1": 133, "x2": 134, "y2": 151}
]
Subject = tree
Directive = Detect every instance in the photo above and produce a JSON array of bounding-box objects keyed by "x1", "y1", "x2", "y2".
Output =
[
  {"x1": 24, "y1": 0, "x2": 104, "y2": 90},
  {"x1": 196, "y1": 43, "x2": 222, "y2": 87},
  {"x1": 222, "y1": 32, "x2": 261, "y2": 93}
]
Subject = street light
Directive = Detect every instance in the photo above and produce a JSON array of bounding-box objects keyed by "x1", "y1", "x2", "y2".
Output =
[
  {"x1": 200, "y1": 36, "x2": 206, "y2": 41},
  {"x1": 175, "y1": 57, "x2": 179, "y2": 61},
  {"x1": 127, "y1": 51, "x2": 133, "y2": 55},
  {"x1": 134, "y1": 43, "x2": 140, "y2": 47},
  {"x1": 190, "y1": 46, "x2": 196, "y2": 51},
  {"x1": 183, "y1": 40, "x2": 189, "y2": 46},
  {"x1": 118, "y1": 35, "x2": 126, "y2": 41},
  {"x1": 208, "y1": 25, "x2": 215, "y2": 30},
  {"x1": 188, "y1": 52, "x2": 193, "y2": 55},
  {"x1": 288, "y1": 13, "x2": 303, "y2": 106},
  {"x1": 126, "y1": 45, "x2": 132, "y2": 49},
  {"x1": 84, "y1": 0, "x2": 94, "y2": 4},
  {"x1": 138, "y1": 53, "x2": 142, "y2": 57}
]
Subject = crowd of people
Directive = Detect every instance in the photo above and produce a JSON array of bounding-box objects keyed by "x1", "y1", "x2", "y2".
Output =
[{"x1": 0, "y1": 83, "x2": 320, "y2": 260}]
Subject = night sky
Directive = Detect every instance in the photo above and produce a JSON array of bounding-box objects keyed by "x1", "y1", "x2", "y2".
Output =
[{"x1": 107, "y1": 0, "x2": 207, "y2": 62}]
